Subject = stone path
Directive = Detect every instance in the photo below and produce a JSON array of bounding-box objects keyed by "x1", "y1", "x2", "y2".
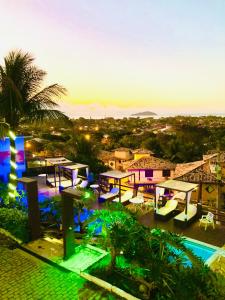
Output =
[{"x1": 0, "y1": 246, "x2": 119, "y2": 300}]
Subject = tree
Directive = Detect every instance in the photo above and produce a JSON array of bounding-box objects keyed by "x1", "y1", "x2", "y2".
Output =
[
  {"x1": 0, "y1": 50, "x2": 68, "y2": 201},
  {"x1": 66, "y1": 133, "x2": 108, "y2": 177}
]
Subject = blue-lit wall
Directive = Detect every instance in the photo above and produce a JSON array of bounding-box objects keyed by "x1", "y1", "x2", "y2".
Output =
[{"x1": 0, "y1": 136, "x2": 26, "y2": 183}]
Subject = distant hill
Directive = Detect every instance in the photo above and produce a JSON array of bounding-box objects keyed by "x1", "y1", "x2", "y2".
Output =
[{"x1": 131, "y1": 111, "x2": 157, "y2": 117}]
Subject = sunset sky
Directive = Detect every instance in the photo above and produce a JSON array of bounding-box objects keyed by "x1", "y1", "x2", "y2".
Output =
[{"x1": 0, "y1": 0, "x2": 225, "y2": 118}]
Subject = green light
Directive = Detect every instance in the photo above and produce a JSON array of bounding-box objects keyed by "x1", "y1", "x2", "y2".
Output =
[
  {"x1": 10, "y1": 146, "x2": 17, "y2": 154},
  {"x1": 9, "y1": 130, "x2": 16, "y2": 140},
  {"x1": 84, "y1": 191, "x2": 91, "y2": 199},
  {"x1": 8, "y1": 183, "x2": 16, "y2": 190},
  {"x1": 9, "y1": 192, "x2": 15, "y2": 198},
  {"x1": 10, "y1": 161, "x2": 17, "y2": 169},
  {"x1": 10, "y1": 174, "x2": 17, "y2": 180}
]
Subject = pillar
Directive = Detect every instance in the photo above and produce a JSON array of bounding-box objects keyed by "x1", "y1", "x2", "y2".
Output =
[
  {"x1": 17, "y1": 177, "x2": 41, "y2": 240},
  {"x1": 61, "y1": 188, "x2": 83, "y2": 260}
]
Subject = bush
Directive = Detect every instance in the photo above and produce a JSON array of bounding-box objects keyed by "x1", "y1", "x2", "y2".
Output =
[{"x1": 0, "y1": 208, "x2": 29, "y2": 242}]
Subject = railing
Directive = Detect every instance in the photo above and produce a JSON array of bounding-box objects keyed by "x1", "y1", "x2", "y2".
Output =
[{"x1": 99, "y1": 182, "x2": 225, "y2": 224}]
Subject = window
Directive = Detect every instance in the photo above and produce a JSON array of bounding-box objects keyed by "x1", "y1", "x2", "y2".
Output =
[
  {"x1": 145, "y1": 169, "x2": 153, "y2": 177},
  {"x1": 163, "y1": 169, "x2": 171, "y2": 177}
]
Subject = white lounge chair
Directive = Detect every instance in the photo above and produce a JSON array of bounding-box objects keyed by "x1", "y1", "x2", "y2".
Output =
[
  {"x1": 99, "y1": 187, "x2": 119, "y2": 202},
  {"x1": 171, "y1": 192, "x2": 186, "y2": 201},
  {"x1": 155, "y1": 199, "x2": 178, "y2": 220},
  {"x1": 113, "y1": 190, "x2": 134, "y2": 203},
  {"x1": 174, "y1": 204, "x2": 197, "y2": 225},
  {"x1": 73, "y1": 178, "x2": 82, "y2": 186},
  {"x1": 78, "y1": 180, "x2": 88, "y2": 188}
]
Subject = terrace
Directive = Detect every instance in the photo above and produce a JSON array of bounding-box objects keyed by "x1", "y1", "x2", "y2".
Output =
[{"x1": 1, "y1": 146, "x2": 225, "y2": 298}]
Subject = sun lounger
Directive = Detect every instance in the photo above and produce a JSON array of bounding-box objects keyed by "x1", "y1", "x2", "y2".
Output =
[
  {"x1": 78, "y1": 180, "x2": 88, "y2": 188},
  {"x1": 174, "y1": 204, "x2": 197, "y2": 227},
  {"x1": 113, "y1": 190, "x2": 134, "y2": 204},
  {"x1": 99, "y1": 187, "x2": 119, "y2": 202},
  {"x1": 155, "y1": 199, "x2": 178, "y2": 220}
]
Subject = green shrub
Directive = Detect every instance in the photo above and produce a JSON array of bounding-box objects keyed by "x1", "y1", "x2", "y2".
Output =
[{"x1": 0, "y1": 208, "x2": 29, "y2": 242}]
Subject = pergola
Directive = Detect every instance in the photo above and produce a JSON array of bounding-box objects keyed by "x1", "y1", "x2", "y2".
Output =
[
  {"x1": 58, "y1": 163, "x2": 89, "y2": 188},
  {"x1": 155, "y1": 179, "x2": 199, "y2": 218},
  {"x1": 45, "y1": 157, "x2": 73, "y2": 187},
  {"x1": 99, "y1": 170, "x2": 135, "y2": 202},
  {"x1": 45, "y1": 157, "x2": 89, "y2": 189}
]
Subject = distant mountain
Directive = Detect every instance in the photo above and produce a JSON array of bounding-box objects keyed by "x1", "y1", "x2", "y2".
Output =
[{"x1": 131, "y1": 111, "x2": 157, "y2": 117}]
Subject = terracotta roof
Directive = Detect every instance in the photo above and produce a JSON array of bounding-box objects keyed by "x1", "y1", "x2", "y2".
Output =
[
  {"x1": 124, "y1": 156, "x2": 176, "y2": 170},
  {"x1": 205, "y1": 151, "x2": 225, "y2": 163},
  {"x1": 132, "y1": 148, "x2": 154, "y2": 154},
  {"x1": 174, "y1": 161, "x2": 205, "y2": 178},
  {"x1": 122, "y1": 159, "x2": 136, "y2": 170},
  {"x1": 203, "y1": 154, "x2": 217, "y2": 161},
  {"x1": 175, "y1": 165, "x2": 225, "y2": 184},
  {"x1": 98, "y1": 151, "x2": 115, "y2": 162}
]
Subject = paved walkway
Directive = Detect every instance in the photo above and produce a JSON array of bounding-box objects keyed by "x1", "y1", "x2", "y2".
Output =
[{"x1": 0, "y1": 246, "x2": 118, "y2": 300}]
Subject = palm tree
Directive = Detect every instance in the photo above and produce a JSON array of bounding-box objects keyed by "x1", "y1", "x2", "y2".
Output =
[{"x1": 0, "y1": 50, "x2": 68, "y2": 201}]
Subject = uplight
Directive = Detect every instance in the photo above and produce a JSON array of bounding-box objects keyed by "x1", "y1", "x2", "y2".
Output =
[
  {"x1": 9, "y1": 130, "x2": 16, "y2": 140},
  {"x1": 10, "y1": 161, "x2": 17, "y2": 169}
]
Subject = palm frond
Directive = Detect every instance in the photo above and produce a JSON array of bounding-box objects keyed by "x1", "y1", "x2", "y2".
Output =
[
  {"x1": 0, "y1": 50, "x2": 68, "y2": 128},
  {"x1": 0, "y1": 122, "x2": 9, "y2": 139},
  {"x1": 28, "y1": 84, "x2": 67, "y2": 109},
  {"x1": 24, "y1": 109, "x2": 69, "y2": 124}
]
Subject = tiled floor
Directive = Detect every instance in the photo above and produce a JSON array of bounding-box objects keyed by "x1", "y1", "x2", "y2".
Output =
[{"x1": 0, "y1": 246, "x2": 120, "y2": 300}]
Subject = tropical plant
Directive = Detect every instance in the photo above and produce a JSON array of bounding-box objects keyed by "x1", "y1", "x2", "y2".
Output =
[
  {"x1": 0, "y1": 207, "x2": 28, "y2": 242},
  {"x1": 66, "y1": 133, "x2": 108, "y2": 177},
  {"x1": 83, "y1": 205, "x2": 217, "y2": 299},
  {"x1": 0, "y1": 50, "x2": 68, "y2": 201},
  {"x1": 39, "y1": 195, "x2": 62, "y2": 228},
  {"x1": 0, "y1": 181, "x2": 26, "y2": 208}
]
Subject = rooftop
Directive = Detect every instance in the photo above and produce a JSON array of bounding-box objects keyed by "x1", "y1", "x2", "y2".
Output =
[
  {"x1": 174, "y1": 160, "x2": 205, "y2": 178},
  {"x1": 125, "y1": 156, "x2": 176, "y2": 170},
  {"x1": 132, "y1": 148, "x2": 154, "y2": 154}
]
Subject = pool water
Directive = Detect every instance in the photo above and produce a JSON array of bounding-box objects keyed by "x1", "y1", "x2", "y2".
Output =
[
  {"x1": 184, "y1": 240, "x2": 216, "y2": 262},
  {"x1": 171, "y1": 239, "x2": 217, "y2": 266}
]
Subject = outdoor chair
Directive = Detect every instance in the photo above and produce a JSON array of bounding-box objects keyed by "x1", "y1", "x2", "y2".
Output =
[
  {"x1": 113, "y1": 190, "x2": 134, "y2": 204},
  {"x1": 199, "y1": 212, "x2": 215, "y2": 230},
  {"x1": 99, "y1": 187, "x2": 119, "y2": 203}
]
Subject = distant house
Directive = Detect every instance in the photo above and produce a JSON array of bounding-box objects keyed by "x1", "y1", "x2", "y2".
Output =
[
  {"x1": 132, "y1": 148, "x2": 154, "y2": 160},
  {"x1": 98, "y1": 148, "x2": 133, "y2": 170},
  {"x1": 114, "y1": 148, "x2": 133, "y2": 161},
  {"x1": 123, "y1": 156, "x2": 176, "y2": 184}
]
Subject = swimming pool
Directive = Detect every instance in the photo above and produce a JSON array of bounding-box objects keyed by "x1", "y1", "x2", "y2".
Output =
[{"x1": 183, "y1": 239, "x2": 217, "y2": 263}]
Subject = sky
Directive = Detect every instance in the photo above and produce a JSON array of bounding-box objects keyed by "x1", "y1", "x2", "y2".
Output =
[{"x1": 0, "y1": 0, "x2": 225, "y2": 118}]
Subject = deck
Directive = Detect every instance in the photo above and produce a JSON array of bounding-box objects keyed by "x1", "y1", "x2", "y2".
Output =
[{"x1": 139, "y1": 210, "x2": 225, "y2": 247}]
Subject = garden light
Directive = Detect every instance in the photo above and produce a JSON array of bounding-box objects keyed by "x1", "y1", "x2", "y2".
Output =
[
  {"x1": 84, "y1": 191, "x2": 91, "y2": 199},
  {"x1": 10, "y1": 161, "x2": 17, "y2": 169},
  {"x1": 10, "y1": 146, "x2": 17, "y2": 154},
  {"x1": 8, "y1": 192, "x2": 15, "y2": 198},
  {"x1": 9, "y1": 130, "x2": 16, "y2": 140},
  {"x1": 8, "y1": 183, "x2": 16, "y2": 190},
  {"x1": 84, "y1": 134, "x2": 90, "y2": 141},
  {"x1": 10, "y1": 174, "x2": 17, "y2": 180}
]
